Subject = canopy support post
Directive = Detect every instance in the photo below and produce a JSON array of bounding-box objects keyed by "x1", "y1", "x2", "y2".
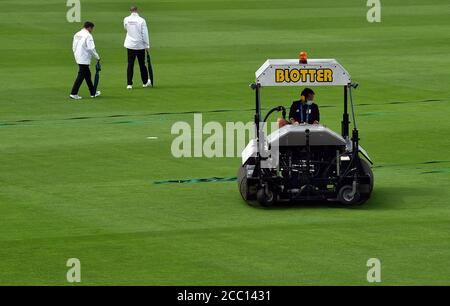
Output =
[
  {"x1": 342, "y1": 85, "x2": 350, "y2": 138},
  {"x1": 251, "y1": 83, "x2": 261, "y2": 144},
  {"x1": 251, "y1": 83, "x2": 262, "y2": 180}
]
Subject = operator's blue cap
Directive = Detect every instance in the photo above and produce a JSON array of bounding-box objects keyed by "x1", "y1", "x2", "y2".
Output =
[{"x1": 301, "y1": 88, "x2": 315, "y2": 96}]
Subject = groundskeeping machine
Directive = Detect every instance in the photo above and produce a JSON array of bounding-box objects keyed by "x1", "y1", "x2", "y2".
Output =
[{"x1": 237, "y1": 52, "x2": 374, "y2": 207}]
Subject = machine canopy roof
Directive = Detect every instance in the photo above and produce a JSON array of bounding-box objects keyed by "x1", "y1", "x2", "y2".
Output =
[{"x1": 255, "y1": 59, "x2": 351, "y2": 87}]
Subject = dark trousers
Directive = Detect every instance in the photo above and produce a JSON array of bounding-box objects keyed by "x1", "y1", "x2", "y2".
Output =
[
  {"x1": 127, "y1": 49, "x2": 148, "y2": 85},
  {"x1": 71, "y1": 64, "x2": 95, "y2": 96}
]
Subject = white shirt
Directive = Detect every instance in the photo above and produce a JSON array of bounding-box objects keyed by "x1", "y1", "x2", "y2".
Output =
[
  {"x1": 72, "y1": 29, "x2": 100, "y2": 65},
  {"x1": 124, "y1": 12, "x2": 150, "y2": 50}
]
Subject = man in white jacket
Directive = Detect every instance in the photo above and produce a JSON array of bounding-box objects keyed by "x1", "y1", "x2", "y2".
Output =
[
  {"x1": 124, "y1": 6, "x2": 151, "y2": 89},
  {"x1": 70, "y1": 21, "x2": 101, "y2": 100}
]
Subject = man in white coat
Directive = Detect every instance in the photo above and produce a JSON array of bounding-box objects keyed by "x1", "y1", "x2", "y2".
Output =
[
  {"x1": 70, "y1": 21, "x2": 101, "y2": 100},
  {"x1": 124, "y1": 6, "x2": 151, "y2": 89}
]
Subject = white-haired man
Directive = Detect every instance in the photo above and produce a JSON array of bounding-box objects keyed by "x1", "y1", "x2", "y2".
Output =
[{"x1": 124, "y1": 6, "x2": 151, "y2": 89}]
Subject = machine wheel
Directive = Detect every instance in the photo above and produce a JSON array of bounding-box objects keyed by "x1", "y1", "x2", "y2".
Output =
[
  {"x1": 360, "y1": 159, "x2": 374, "y2": 193},
  {"x1": 256, "y1": 187, "x2": 275, "y2": 207},
  {"x1": 237, "y1": 165, "x2": 249, "y2": 200},
  {"x1": 338, "y1": 185, "x2": 361, "y2": 206},
  {"x1": 357, "y1": 159, "x2": 374, "y2": 205},
  {"x1": 237, "y1": 165, "x2": 257, "y2": 205}
]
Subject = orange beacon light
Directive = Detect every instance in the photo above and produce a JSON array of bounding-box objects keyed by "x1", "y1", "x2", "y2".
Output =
[{"x1": 299, "y1": 51, "x2": 308, "y2": 64}]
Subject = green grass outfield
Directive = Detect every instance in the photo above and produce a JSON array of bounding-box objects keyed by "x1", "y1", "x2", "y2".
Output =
[{"x1": 0, "y1": 0, "x2": 449, "y2": 285}]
